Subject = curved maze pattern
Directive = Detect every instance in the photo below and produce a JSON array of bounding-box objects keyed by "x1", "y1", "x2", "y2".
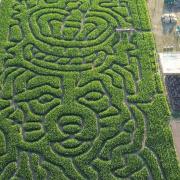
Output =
[{"x1": 0, "y1": 0, "x2": 179, "y2": 179}]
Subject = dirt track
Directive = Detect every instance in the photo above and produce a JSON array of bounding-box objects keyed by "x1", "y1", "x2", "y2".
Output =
[{"x1": 171, "y1": 121, "x2": 180, "y2": 161}]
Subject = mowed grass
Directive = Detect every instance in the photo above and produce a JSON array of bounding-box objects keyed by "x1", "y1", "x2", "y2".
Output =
[{"x1": 0, "y1": 0, "x2": 179, "y2": 179}]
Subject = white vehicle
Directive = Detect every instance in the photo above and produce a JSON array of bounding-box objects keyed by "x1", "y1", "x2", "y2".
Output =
[{"x1": 161, "y1": 13, "x2": 177, "y2": 24}]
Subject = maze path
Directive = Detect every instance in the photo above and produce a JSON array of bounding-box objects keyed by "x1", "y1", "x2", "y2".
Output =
[{"x1": 0, "y1": 0, "x2": 179, "y2": 179}]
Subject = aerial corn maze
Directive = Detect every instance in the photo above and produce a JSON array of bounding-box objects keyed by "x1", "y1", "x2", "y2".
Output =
[{"x1": 0, "y1": 0, "x2": 179, "y2": 179}]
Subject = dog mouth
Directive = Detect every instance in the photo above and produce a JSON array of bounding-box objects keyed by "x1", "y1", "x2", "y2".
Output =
[{"x1": 52, "y1": 138, "x2": 91, "y2": 157}]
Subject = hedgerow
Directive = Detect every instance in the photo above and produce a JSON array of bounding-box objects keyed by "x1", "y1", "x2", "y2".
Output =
[{"x1": 0, "y1": 0, "x2": 179, "y2": 179}]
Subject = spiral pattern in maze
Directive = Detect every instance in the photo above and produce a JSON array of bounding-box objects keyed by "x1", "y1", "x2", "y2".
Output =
[
  {"x1": 29, "y1": 7, "x2": 114, "y2": 47},
  {"x1": 22, "y1": 1, "x2": 118, "y2": 71}
]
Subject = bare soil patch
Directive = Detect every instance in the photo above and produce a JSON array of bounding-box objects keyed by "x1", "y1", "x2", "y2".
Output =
[{"x1": 147, "y1": 0, "x2": 180, "y2": 52}]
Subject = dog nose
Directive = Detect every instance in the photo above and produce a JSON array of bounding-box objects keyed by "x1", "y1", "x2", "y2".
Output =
[{"x1": 58, "y1": 115, "x2": 82, "y2": 136}]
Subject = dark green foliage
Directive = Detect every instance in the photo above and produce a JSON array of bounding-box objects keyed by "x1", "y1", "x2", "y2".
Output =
[{"x1": 0, "y1": 0, "x2": 179, "y2": 179}]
